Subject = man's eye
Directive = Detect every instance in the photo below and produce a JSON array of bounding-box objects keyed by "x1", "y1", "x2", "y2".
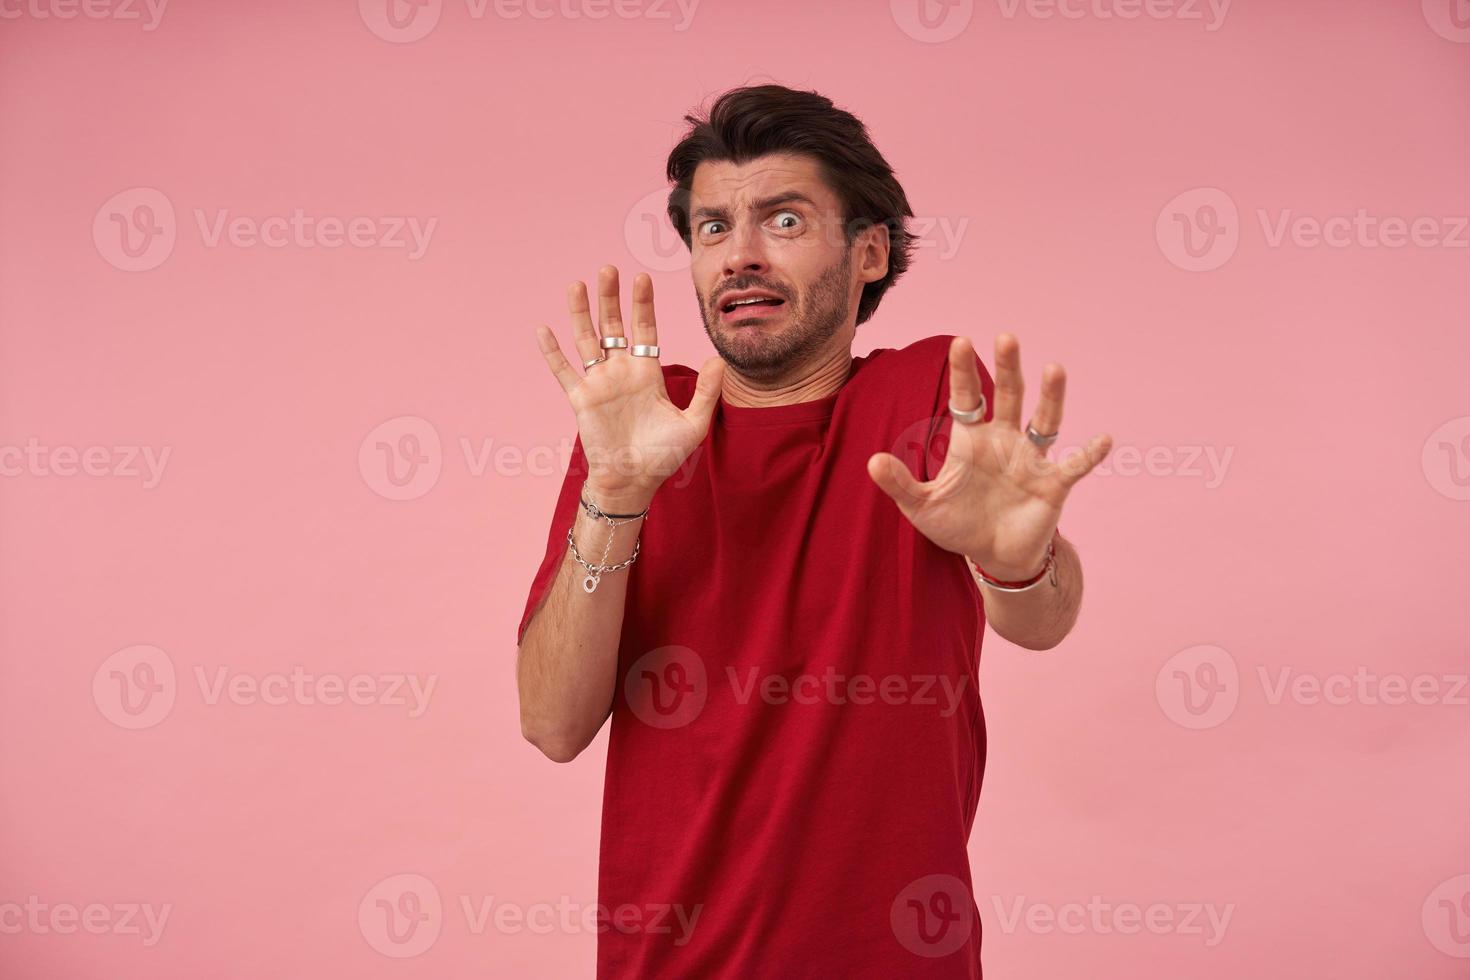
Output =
[
  {"x1": 772, "y1": 210, "x2": 801, "y2": 230},
  {"x1": 699, "y1": 220, "x2": 726, "y2": 236}
]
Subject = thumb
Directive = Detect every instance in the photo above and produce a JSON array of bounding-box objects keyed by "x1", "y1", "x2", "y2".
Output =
[
  {"x1": 866, "y1": 452, "x2": 927, "y2": 514},
  {"x1": 682, "y1": 355, "x2": 726, "y2": 433}
]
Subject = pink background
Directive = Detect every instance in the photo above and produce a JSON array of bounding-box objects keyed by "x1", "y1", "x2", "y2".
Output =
[{"x1": 2, "y1": 1, "x2": 1468, "y2": 977}]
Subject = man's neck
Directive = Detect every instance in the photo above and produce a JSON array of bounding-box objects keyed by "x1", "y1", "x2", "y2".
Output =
[{"x1": 720, "y1": 348, "x2": 854, "y2": 408}]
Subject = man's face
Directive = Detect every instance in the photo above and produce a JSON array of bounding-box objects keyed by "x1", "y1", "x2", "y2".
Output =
[{"x1": 688, "y1": 153, "x2": 876, "y2": 382}]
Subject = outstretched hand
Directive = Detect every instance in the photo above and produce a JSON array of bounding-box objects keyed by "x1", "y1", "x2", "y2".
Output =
[
  {"x1": 866, "y1": 334, "x2": 1112, "y2": 581},
  {"x1": 536, "y1": 266, "x2": 726, "y2": 512}
]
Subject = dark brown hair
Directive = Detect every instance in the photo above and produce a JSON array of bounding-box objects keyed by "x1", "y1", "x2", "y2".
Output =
[{"x1": 665, "y1": 84, "x2": 916, "y2": 327}]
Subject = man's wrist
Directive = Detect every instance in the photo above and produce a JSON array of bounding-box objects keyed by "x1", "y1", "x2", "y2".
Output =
[
  {"x1": 582, "y1": 480, "x2": 655, "y2": 517},
  {"x1": 967, "y1": 533, "x2": 1060, "y2": 586}
]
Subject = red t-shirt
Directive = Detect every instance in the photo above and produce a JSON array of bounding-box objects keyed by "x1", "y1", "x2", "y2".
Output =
[{"x1": 517, "y1": 334, "x2": 996, "y2": 978}]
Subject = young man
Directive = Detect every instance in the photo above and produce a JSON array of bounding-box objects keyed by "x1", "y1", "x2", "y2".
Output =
[{"x1": 518, "y1": 84, "x2": 1112, "y2": 978}]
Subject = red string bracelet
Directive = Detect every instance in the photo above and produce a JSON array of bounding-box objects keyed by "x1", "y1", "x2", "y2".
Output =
[{"x1": 970, "y1": 538, "x2": 1059, "y2": 592}]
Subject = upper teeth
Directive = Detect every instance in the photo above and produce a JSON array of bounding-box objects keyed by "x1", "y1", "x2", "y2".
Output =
[{"x1": 730, "y1": 297, "x2": 770, "y2": 306}]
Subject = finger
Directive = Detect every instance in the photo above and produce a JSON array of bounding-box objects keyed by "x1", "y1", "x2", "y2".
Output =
[
  {"x1": 536, "y1": 324, "x2": 581, "y2": 395},
  {"x1": 629, "y1": 272, "x2": 659, "y2": 348},
  {"x1": 565, "y1": 279, "x2": 603, "y2": 366},
  {"x1": 992, "y1": 333, "x2": 1024, "y2": 428},
  {"x1": 947, "y1": 336, "x2": 985, "y2": 418},
  {"x1": 681, "y1": 355, "x2": 726, "y2": 433},
  {"x1": 865, "y1": 451, "x2": 929, "y2": 514},
  {"x1": 1028, "y1": 363, "x2": 1066, "y2": 444},
  {"x1": 1057, "y1": 433, "x2": 1113, "y2": 488},
  {"x1": 597, "y1": 265, "x2": 628, "y2": 354}
]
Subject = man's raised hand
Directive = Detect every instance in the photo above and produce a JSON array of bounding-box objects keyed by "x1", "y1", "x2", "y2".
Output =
[
  {"x1": 866, "y1": 334, "x2": 1112, "y2": 581},
  {"x1": 536, "y1": 266, "x2": 725, "y2": 511}
]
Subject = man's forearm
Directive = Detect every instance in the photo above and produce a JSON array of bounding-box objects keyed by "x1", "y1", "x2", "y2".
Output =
[
  {"x1": 971, "y1": 533, "x2": 1083, "y2": 651},
  {"x1": 516, "y1": 496, "x2": 646, "y2": 762}
]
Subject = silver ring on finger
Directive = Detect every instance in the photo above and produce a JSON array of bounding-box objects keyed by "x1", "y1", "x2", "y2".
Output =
[
  {"x1": 583, "y1": 355, "x2": 606, "y2": 370},
  {"x1": 1025, "y1": 421, "x2": 1059, "y2": 448},
  {"x1": 600, "y1": 336, "x2": 628, "y2": 351},
  {"x1": 630, "y1": 344, "x2": 660, "y2": 358},
  {"x1": 948, "y1": 394, "x2": 986, "y2": 425}
]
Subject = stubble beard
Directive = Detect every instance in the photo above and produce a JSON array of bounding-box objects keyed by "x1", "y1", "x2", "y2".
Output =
[{"x1": 699, "y1": 243, "x2": 854, "y2": 382}]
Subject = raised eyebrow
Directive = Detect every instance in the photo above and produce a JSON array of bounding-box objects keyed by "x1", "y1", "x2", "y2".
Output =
[{"x1": 692, "y1": 192, "x2": 817, "y2": 224}]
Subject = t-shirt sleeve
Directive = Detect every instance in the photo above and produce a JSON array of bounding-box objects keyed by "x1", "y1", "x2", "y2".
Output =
[{"x1": 515, "y1": 431, "x2": 589, "y2": 648}]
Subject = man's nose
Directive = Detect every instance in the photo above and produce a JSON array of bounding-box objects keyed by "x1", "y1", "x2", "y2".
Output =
[{"x1": 721, "y1": 222, "x2": 769, "y2": 278}]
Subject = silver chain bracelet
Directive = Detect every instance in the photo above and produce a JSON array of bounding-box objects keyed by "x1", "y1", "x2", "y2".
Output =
[{"x1": 566, "y1": 482, "x2": 648, "y2": 593}]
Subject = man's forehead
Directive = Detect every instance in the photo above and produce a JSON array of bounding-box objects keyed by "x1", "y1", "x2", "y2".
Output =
[{"x1": 690, "y1": 154, "x2": 835, "y2": 209}]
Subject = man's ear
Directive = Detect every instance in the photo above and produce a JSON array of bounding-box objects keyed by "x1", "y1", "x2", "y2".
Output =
[{"x1": 857, "y1": 221, "x2": 890, "y2": 284}]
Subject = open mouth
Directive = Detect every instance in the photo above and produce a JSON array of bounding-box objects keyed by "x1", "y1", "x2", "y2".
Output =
[{"x1": 719, "y1": 295, "x2": 787, "y2": 322}]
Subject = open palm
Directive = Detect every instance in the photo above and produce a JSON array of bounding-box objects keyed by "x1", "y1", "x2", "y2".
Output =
[
  {"x1": 537, "y1": 266, "x2": 725, "y2": 506},
  {"x1": 867, "y1": 335, "x2": 1113, "y2": 581}
]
